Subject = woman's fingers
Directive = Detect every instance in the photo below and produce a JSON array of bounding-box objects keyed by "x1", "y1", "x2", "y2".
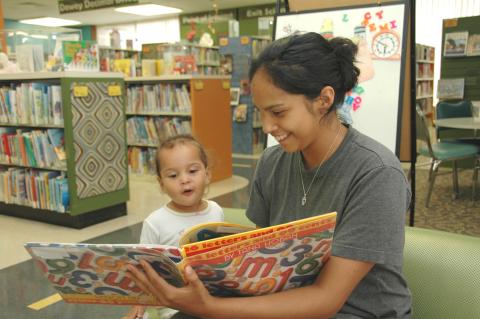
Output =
[
  {"x1": 126, "y1": 263, "x2": 154, "y2": 296},
  {"x1": 136, "y1": 305, "x2": 146, "y2": 316},
  {"x1": 139, "y1": 260, "x2": 175, "y2": 299},
  {"x1": 121, "y1": 306, "x2": 143, "y2": 319},
  {"x1": 184, "y1": 265, "x2": 203, "y2": 290}
]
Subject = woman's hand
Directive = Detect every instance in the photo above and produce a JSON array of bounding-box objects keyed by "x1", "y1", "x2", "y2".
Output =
[
  {"x1": 127, "y1": 260, "x2": 214, "y2": 317},
  {"x1": 121, "y1": 305, "x2": 145, "y2": 319}
]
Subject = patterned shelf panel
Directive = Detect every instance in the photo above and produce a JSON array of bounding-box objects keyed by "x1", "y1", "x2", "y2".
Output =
[{"x1": 71, "y1": 82, "x2": 127, "y2": 199}]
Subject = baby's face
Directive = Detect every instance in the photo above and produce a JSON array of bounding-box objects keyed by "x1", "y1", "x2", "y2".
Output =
[{"x1": 158, "y1": 144, "x2": 209, "y2": 212}]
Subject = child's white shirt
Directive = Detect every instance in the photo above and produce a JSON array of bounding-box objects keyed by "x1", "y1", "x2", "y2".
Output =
[{"x1": 140, "y1": 200, "x2": 224, "y2": 246}]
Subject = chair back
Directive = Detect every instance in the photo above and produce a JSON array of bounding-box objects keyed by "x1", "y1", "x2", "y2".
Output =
[
  {"x1": 415, "y1": 105, "x2": 435, "y2": 158},
  {"x1": 436, "y1": 100, "x2": 473, "y2": 119},
  {"x1": 436, "y1": 101, "x2": 473, "y2": 138}
]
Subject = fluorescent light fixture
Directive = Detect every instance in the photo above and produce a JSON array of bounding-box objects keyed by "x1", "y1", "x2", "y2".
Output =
[
  {"x1": 19, "y1": 17, "x2": 81, "y2": 27},
  {"x1": 30, "y1": 34, "x2": 49, "y2": 39},
  {"x1": 115, "y1": 4, "x2": 181, "y2": 16}
]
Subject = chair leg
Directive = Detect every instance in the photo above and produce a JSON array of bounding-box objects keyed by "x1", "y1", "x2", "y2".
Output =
[
  {"x1": 452, "y1": 160, "x2": 459, "y2": 199},
  {"x1": 428, "y1": 159, "x2": 435, "y2": 181},
  {"x1": 473, "y1": 158, "x2": 479, "y2": 202},
  {"x1": 426, "y1": 160, "x2": 440, "y2": 207}
]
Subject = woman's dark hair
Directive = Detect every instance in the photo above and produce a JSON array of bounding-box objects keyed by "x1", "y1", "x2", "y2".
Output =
[
  {"x1": 155, "y1": 134, "x2": 209, "y2": 177},
  {"x1": 249, "y1": 32, "x2": 360, "y2": 110}
]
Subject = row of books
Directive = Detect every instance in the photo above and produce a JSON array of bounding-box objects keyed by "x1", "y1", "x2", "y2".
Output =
[
  {"x1": 126, "y1": 84, "x2": 192, "y2": 114},
  {"x1": 128, "y1": 147, "x2": 156, "y2": 175},
  {"x1": 99, "y1": 47, "x2": 141, "y2": 76},
  {"x1": 0, "y1": 83, "x2": 63, "y2": 126},
  {"x1": 416, "y1": 81, "x2": 433, "y2": 98},
  {"x1": 0, "y1": 168, "x2": 69, "y2": 213},
  {"x1": 416, "y1": 44, "x2": 435, "y2": 61},
  {"x1": 0, "y1": 128, "x2": 66, "y2": 170},
  {"x1": 127, "y1": 117, "x2": 192, "y2": 146},
  {"x1": 142, "y1": 43, "x2": 221, "y2": 75},
  {"x1": 416, "y1": 63, "x2": 434, "y2": 79}
]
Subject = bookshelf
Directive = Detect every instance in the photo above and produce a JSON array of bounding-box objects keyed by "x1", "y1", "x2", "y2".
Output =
[
  {"x1": 0, "y1": 72, "x2": 129, "y2": 228},
  {"x1": 125, "y1": 75, "x2": 232, "y2": 182},
  {"x1": 141, "y1": 43, "x2": 222, "y2": 76},
  {"x1": 415, "y1": 44, "x2": 435, "y2": 120},
  {"x1": 219, "y1": 36, "x2": 270, "y2": 155}
]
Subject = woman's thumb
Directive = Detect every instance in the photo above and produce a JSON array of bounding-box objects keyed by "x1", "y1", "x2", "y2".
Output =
[{"x1": 184, "y1": 265, "x2": 201, "y2": 286}]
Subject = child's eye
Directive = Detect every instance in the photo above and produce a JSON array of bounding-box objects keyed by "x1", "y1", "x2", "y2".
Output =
[
  {"x1": 189, "y1": 169, "x2": 199, "y2": 174},
  {"x1": 167, "y1": 174, "x2": 177, "y2": 178},
  {"x1": 272, "y1": 110, "x2": 285, "y2": 116}
]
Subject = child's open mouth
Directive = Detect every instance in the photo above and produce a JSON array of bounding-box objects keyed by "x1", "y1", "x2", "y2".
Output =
[{"x1": 182, "y1": 189, "x2": 194, "y2": 196}]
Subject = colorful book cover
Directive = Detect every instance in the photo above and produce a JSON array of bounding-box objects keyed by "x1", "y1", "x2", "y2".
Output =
[
  {"x1": 25, "y1": 212, "x2": 337, "y2": 305},
  {"x1": 113, "y1": 59, "x2": 134, "y2": 77},
  {"x1": 46, "y1": 129, "x2": 66, "y2": 161},
  {"x1": 62, "y1": 40, "x2": 99, "y2": 71}
]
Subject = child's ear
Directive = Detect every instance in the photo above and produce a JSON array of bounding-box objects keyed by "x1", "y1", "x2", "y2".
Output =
[
  {"x1": 313, "y1": 86, "x2": 335, "y2": 115},
  {"x1": 205, "y1": 168, "x2": 211, "y2": 185}
]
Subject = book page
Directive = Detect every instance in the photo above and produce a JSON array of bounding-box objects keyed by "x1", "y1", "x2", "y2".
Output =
[
  {"x1": 182, "y1": 212, "x2": 336, "y2": 257},
  {"x1": 25, "y1": 243, "x2": 184, "y2": 305},
  {"x1": 180, "y1": 212, "x2": 337, "y2": 297},
  {"x1": 179, "y1": 222, "x2": 255, "y2": 247}
]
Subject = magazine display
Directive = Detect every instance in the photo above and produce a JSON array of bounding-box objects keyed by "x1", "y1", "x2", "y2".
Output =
[{"x1": 25, "y1": 212, "x2": 337, "y2": 305}]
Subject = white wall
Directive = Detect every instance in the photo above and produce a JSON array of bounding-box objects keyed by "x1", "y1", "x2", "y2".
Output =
[{"x1": 96, "y1": 18, "x2": 180, "y2": 50}]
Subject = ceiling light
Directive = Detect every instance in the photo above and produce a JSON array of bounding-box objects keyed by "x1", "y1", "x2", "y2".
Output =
[
  {"x1": 115, "y1": 4, "x2": 182, "y2": 16},
  {"x1": 30, "y1": 34, "x2": 49, "y2": 39},
  {"x1": 19, "y1": 17, "x2": 81, "y2": 27}
]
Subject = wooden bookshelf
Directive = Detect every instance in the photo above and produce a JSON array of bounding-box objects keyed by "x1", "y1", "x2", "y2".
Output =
[
  {"x1": 0, "y1": 72, "x2": 129, "y2": 228},
  {"x1": 125, "y1": 75, "x2": 232, "y2": 182},
  {"x1": 416, "y1": 44, "x2": 435, "y2": 120}
]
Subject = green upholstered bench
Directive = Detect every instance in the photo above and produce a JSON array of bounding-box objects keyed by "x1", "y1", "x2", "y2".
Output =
[
  {"x1": 223, "y1": 208, "x2": 480, "y2": 318},
  {"x1": 404, "y1": 227, "x2": 480, "y2": 318}
]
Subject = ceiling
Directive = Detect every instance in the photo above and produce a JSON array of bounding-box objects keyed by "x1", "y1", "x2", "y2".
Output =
[{"x1": 2, "y1": 0, "x2": 278, "y2": 26}]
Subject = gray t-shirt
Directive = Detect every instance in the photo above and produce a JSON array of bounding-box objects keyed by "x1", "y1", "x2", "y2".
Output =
[{"x1": 247, "y1": 126, "x2": 412, "y2": 318}]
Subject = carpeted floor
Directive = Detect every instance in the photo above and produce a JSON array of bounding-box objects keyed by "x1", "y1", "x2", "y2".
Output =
[{"x1": 412, "y1": 167, "x2": 479, "y2": 237}]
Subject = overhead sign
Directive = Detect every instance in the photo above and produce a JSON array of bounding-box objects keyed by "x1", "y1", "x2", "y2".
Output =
[
  {"x1": 58, "y1": 0, "x2": 139, "y2": 14},
  {"x1": 238, "y1": 4, "x2": 286, "y2": 19},
  {"x1": 180, "y1": 9, "x2": 236, "y2": 25}
]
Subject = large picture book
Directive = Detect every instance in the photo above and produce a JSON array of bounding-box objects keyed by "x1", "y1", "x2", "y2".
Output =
[{"x1": 25, "y1": 212, "x2": 337, "y2": 305}]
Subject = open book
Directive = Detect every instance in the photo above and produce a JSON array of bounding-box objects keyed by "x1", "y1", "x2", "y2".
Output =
[{"x1": 25, "y1": 212, "x2": 336, "y2": 305}]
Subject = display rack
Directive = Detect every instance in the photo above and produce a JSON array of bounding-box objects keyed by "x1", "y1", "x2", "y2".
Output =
[
  {"x1": 0, "y1": 72, "x2": 129, "y2": 228},
  {"x1": 141, "y1": 43, "x2": 221, "y2": 76},
  {"x1": 125, "y1": 75, "x2": 232, "y2": 182},
  {"x1": 219, "y1": 36, "x2": 270, "y2": 155},
  {"x1": 99, "y1": 47, "x2": 141, "y2": 77}
]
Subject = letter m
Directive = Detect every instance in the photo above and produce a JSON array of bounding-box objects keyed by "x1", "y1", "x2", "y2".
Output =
[{"x1": 235, "y1": 257, "x2": 276, "y2": 278}]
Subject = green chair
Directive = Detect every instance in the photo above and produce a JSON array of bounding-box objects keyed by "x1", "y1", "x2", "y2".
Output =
[
  {"x1": 404, "y1": 227, "x2": 480, "y2": 318},
  {"x1": 416, "y1": 105, "x2": 480, "y2": 207},
  {"x1": 436, "y1": 100, "x2": 473, "y2": 141}
]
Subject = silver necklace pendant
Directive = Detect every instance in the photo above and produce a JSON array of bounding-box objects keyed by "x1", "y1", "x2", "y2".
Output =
[{"x1": 302, "y1": 194, "x2": 307, "y2": 206}]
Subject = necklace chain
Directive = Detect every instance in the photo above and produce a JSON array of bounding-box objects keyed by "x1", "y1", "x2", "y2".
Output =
[{"x1": 298, "y1": 125, "x2": 342, "y2": 206}]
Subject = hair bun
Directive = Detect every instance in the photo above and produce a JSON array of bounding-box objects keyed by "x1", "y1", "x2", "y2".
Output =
[{"x1": 329, "y1": 37, "x2": 360, "y2": 92}]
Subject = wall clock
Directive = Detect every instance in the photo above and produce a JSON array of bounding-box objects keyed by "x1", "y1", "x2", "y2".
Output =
[{"x1": 371, "y1": 29, "x2": 401, "y2": 60}]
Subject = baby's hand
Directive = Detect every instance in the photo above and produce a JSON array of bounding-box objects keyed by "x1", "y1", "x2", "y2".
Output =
[{"x1": 122, "y1": 305, "x2": 146, "y2": 319}]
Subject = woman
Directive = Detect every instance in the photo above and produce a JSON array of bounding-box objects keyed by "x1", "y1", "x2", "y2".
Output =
[{"x1": 127, "y1": 32, "x2": 412, "y2": 319}]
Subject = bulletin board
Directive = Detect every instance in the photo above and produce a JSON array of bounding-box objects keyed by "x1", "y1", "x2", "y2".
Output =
[{"x1": 269, "y1": 1, "x2": 408, "y2": 156}]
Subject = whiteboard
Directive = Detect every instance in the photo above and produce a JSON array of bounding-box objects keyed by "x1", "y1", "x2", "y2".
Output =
[{"x1": 267, "y1": 2, "x2": 407, "y2": 155}]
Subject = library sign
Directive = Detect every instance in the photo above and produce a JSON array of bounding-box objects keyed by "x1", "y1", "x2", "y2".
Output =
[{"x1": 58, "y1": 0, "x2": 138, "y2": 14}]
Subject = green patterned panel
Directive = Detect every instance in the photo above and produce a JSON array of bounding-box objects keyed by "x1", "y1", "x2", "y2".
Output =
[{"x1": 70, "y1": 82, "x2": 127, "y2": 199}]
